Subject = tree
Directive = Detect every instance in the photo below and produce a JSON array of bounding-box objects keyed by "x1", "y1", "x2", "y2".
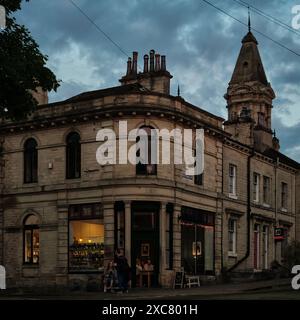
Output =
[{"x1": 0, "y1": 0, "x2": 60, "y2": 120}]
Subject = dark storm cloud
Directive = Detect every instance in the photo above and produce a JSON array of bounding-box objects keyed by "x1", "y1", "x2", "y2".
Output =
[{"x1": 14, "y1": 0, "x2": 300, "y2": 161}]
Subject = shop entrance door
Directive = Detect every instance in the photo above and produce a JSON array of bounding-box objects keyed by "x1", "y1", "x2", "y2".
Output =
[
  {"x1": 131, "y1": 202, "x2": 160, "y2": 287},
  {"x1": 181, "y1": 224, "x2": 205, "y2": 275}
]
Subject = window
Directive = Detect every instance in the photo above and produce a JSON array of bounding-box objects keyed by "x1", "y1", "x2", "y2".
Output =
[
  {"x1": 68, "y1": 204, "x2": 104, "y2": 272},
  {"x1": 136, "y1": 126, "x2": 157, "y2": 175},
  {"x1": 114, "y1": 202, "x2": 125, "y2": 250},
  {"x1": 253, "y1": 173, "x2": 260, "y2": 203},
  {"x1": 262, "y1": 225, "x2": 269, "y2": 269},
  {"x1": 23, "y1": 215, "x2": 39, "y2": 264},
  {"x1": 258, "y1": 112, "x2": 265, "y2": 126},
  {"x1": 254, "y1": 224, "x2": 260, "y2": 269},
  {"x1": 263, "y1": 176, "x2": 271, "y2": 205},
  {"x1": 228, "y1": 218, "x2": 237, "y2": 255},
  {"x1": 24, "y1": 138, "x2": 38, "y2": 183},
  {"x1": 194, "y1": 173, "x2": 203, "y2": 185},
  {"x1": 281, "y1": 182, "x2": 288, "y2": 210},
  {"x1": 165, "y1": 203, "x2": 173, "y2": 270},
  {"x1": 229, "y1": 164, "x2": 237, "y2": 196},
  {"x1": 66, "y1": 132, "x2": 81, "y2": 179}
]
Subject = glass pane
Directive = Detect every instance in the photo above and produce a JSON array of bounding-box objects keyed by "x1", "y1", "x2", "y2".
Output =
[
  {"x1": 32, "y1": 229, "x2": 40, "y2": 264},
  {"x1": 69, "y1": 219, "x2": 104, "y2": 272},
  {"x1": 133, "y1": 212, "x2": 155, "y2": 230},
  {"x1": 24, "y1": 230, "x2": 32, "y2": 263}
]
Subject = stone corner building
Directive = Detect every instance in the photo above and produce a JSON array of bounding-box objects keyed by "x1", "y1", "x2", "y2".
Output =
[{"x1": 0, "y1": 30, "x2": 299, "y2": 290}]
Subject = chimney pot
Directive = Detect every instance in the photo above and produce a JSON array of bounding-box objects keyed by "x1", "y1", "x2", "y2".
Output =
[
  {"x1": 161, "y1": 55, "x2": 166, "y2": 71},
  {"x1": 132, "y1": 51, "x2": 138, "y2": 75},
  {"x1": 126, "y1": 57, "x2": 132, "y2": 75},
  {"x1": 155, "y1": 54, "x2": 161, "y2": 71},
  {"x1": 143, "y1": 54, "x2": 149, "y2": 73},
  {"x1": 149, "y1": 49, "x2": 155, "y2": 72}
]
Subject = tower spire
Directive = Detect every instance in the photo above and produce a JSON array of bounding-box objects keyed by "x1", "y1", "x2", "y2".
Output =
[{"x1": 248, "y1": 6, "x2": 251, "y2": 32}]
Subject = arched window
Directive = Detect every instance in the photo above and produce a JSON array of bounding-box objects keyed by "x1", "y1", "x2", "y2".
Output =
[
  {"x1": 24, "y1": 138, "x2": 38, "y2": 183},
  {"x1": 66, "y1": 132, "x2": 81, "y2": 179},
  {"x1": 136, "y1": 126, "x2": 157, "y2": 175},
  {"x1": 23, "y1": 215, "x2": 40, "y2": 264}
]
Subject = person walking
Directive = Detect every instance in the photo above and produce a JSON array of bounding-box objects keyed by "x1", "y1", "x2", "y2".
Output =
[{"x1": 114, "y1": 248, "x2": 130, "y2": 293}]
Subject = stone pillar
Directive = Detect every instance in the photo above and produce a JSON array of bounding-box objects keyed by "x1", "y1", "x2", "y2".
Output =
[
  {"x1": 215, "y1": 199, "x2": 223, "y2": 276},
  {"x1": 173, "y1": 204, "x2": 181, "y2": 270},
  {"x1": 124, "y1": 201, "x2": 131, "y2": 266},
  {"x1": 103, "y1": 202, "x2": 114, "y2": 266},
  {"x1": 56, "y1": 205, "x2": 69, "y2": 287},
  {"x1": 0, "y1": 208, "x2": 3, "y2": 265}
]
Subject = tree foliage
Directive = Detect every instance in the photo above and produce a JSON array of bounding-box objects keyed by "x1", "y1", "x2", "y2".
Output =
[{"x1": 0, "y1": 0, "x2": 60, "y2": 120}]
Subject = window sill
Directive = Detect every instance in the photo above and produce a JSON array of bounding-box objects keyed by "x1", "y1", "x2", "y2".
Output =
[
  {"x1": 262, "y1": 203, "x2": 270, "y2": 208},
  {"x1": 22, "y1": 264, "x2": 39, "y2": 268},
  {"x1": 228, "y1": 252, "x2": 237, "y2": 258},
  {"x1": 65, "y1": 178, "x2": 81, "y2": 182},
  {"x1": 228, "y1": 194, "x2": 238, "y2": 200},
  {"x1": 280, "y1": 208, "x2": 288, "y2": 212},
  {"x1": 22, "y1": 183, "x2": 39, "y2": 187}
]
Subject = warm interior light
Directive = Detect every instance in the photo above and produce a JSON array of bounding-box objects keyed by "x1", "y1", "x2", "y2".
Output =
[
  {"x1": 88, "y1": 239, "x2": 92, "y2": 243},
  {"x1": 79, "y1": 238, "x2": 83, "y2": 242}
]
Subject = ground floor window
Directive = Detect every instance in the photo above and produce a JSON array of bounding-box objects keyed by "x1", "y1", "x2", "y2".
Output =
[
  {"x1": 180, "y1": 207, "x2": 214, "y2": 275},
  {"x1": 228, "y1": 218, "x2": 237, "y2": 255},
  {"x1": 68, "y1": 204, "x2": 104, "y2": 272},
  {"x1": 114, "y1": 202, "x2": 125, "y2": 250},
  {"x1": 23, "y1": 215, "x2": 40, "y2": 264}
]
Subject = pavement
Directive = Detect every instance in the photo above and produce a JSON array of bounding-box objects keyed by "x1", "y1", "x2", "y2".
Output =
[{"x1": 0, "y1": 278, "x2": 298, "y2": 300}]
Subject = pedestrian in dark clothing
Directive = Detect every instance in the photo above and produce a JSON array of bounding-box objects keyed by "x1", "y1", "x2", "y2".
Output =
[{"x1": 114, "y1": 248, "x2": 130, "y2": 293}]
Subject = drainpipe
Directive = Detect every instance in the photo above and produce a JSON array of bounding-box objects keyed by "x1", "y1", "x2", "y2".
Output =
[
  {"x1": 274, "y1": 156, "x2": 279, "y2": 261},
  {"x1": 227, "y1": 148, "x2": 255, "y2": 272}
]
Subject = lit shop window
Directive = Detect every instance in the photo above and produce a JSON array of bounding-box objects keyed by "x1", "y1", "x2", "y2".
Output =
[
  {"x1": 68, "y1": 204, "x2": 104, "y2": 272},
  {"x1": 24, "y1": 215, "x2": 40, "y2": 264}
]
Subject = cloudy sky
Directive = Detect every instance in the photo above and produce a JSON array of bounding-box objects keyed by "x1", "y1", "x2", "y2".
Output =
[{"x1": 14, "y1": 0, "x2": 300, "y2": 161}]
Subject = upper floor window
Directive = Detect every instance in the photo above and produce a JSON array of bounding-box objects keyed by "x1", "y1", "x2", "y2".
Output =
[
  {"x1": 194, "y1": 173, "x2": 203, "y2": 186},
  {"x1": 258, "y1": 112, "x2": 265, "y2": 126},
  {"x1": 253, "y1": 172, "x2": 260, "y2": 203},
  {"x1": 281, "y1": 182, "x2": 288, "y2": 210},
  {"x1": 263, "y1": 176, "x2": 271, "y2": 205},
  {"x1": 66, "y1": 132, "x2": 81, "y2": 179},
  {"x1": 229, "y1": 164, "x2": 237, "y2": 196},
  {"x1": 136, "y1": 126, "x2": 157, "y2": 175},
  {"x1": 24, "y1": 138, "x2": 38, "y2": 183},
  {"x1": 23, "y1": 215, "x2": 40, "y2": 264}
]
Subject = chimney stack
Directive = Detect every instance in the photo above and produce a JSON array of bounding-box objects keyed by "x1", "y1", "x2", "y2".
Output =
[
  {"x1": 132, "y1": 51, "x2": 138, "y2": 75},
  {"x1": 149, "y1": 49, "x2": 155, "y2": 72},
  {"x1": 120, "y1": 49, "x2": 172, "y2": 95},
  {"x1": 155, "y1": 54, "x2": 161, "y2": 71},
  {"x1": 161, "y1": 55, "x2": 166, "y2": 71},
  {"x1": 126, "y1": 57, "x2": 132, "y2": 75},
  {"x1": 143, "y1": 54, "x2": 149, "y2": 73}
]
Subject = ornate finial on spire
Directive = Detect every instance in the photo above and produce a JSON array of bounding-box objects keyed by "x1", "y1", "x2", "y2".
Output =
[
  {"x1": 273, "y1": 129, "x2": 276, "y2": 138},
  {"x1": 177, "y1": 84, "x2": 180, "y2": 96},
  {"x1": 248, "y1": 6, "x2": 251, "y2": 32}
]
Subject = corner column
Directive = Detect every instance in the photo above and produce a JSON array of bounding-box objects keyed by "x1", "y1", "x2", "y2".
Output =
[
  {"x1": 124, "y1": 201, "x2": 131, "y2": 266},
  {"x1": 103, "y1": 202, "x2": 114, "y2": 266},
  {"x1": 173, "y1": 204, "x2": 181, "y2": 270}
]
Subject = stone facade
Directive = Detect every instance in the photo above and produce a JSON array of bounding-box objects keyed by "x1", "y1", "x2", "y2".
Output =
[{"x1": 0, "y1": 32, "x2": 299, "y2": 291}]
